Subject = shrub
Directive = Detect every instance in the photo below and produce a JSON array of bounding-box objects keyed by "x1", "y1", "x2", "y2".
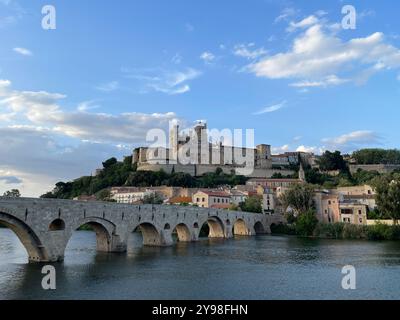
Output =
[
  {"x1": 314, "y1": 223, "x2": 344, "y2": 239},
  {"x1": 271, "y1": 223, "x2": 296, "y2": 235},
  {"x1": 295, "y1": 210, "x2": 318, "y2": 237},
  {"x1": 342, "y1": 224, "x2": 367, "y2": 239}
]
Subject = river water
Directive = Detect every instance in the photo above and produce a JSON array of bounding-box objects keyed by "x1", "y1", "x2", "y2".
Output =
[{"x1": 1, "y1": 228, "x2": 400, "y2": 300}]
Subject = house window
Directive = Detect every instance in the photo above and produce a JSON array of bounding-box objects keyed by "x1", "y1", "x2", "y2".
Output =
[
  {"x1": 202, "y1": 198, "x2": 205, "y2": 202},
  {"x1": 197, "y1": 198, "x2": 200, "y2": 202}
]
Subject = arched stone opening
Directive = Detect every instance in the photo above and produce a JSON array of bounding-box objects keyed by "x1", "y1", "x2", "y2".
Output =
[
  {"x1": 233, "y1": 219, "x2": 249, "y2": 236},
  {"x1": 173, "y1": 223, "x2": 191, "y2": 242},
  {"x1": 254, "y1": 221, "x2": 266, "y2": 234},
  {"x1": 134, "y1": 223, "x2": 162, "y2": 246},
  {"x1": 49, "y1": 218, "x2": 65, "y2": 231},
  {"x1": 199, "y1": 217, "x2": 225, "y2": 238},
  {"x1": 164, "y1": 223, "x2": 171, "y2": 230},
  {"x1": 72, "y1": 221, "x2": 112, "y2": 252},
  {"x1": 0, "y1": 211, "x2": 48, "y2": 262},
  {"x1": 193, "y1": 222, "x2": 199, "y2": 229}
]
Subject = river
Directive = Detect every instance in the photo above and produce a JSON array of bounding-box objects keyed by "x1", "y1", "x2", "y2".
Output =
[{"x1": 1, "y1": 228, "x2": 400, "y2": 300}]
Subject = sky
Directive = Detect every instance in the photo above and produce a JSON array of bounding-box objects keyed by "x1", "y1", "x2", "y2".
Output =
[{"x1": 1, "y1": 0, "x2": 400, "y2": 197}]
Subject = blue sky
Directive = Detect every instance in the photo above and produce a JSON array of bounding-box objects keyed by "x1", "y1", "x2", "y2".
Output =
[{"x1": 1, "y1": 0, "x2": 400, "y2": 196}]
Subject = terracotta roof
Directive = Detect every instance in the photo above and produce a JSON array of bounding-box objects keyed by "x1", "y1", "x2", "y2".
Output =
[
  {"x1": 167, "y1": 196, "x2": 192, "y2": 204},
  {"x1": 197, "y1": 190, "x2": 231, "y2": 197}
]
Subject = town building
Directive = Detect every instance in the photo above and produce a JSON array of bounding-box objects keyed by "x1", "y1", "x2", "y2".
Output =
[
  {"x1": 110, "y1": 187, "x2": 155, "y2": 204},
  {"x1": 192, "y1": 190, "x2": 232, "y2": 209}
]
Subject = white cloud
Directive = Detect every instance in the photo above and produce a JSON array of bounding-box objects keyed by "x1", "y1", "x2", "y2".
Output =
[
  {"x1": 233, "y1": 43, "x2": 268, "y2": 60},
  {"x1": 272, "y1": 144, "x2": 290, "y2": 154},
  {"x1": 95, "y1": 81, "x2": 119, "y2": 92},
  {"x1": 77, "y1": 100, "x2": 100, "y2": 112},
  {"x1": 13, "y1": 47, "x2": 32, "y2": 56},
  {"x1": 0, "y1": 126, "x2": 131, "y2": 197},
  {"x1": 200, "y1": 51, "x2": 215, "y2": 64},
  {"x1": 0, "y1": 80, "x2": 183, "y2": 144},
  {"x1": 253, "y1": 101, "x2": 286, "y2": 115},
  {"x1": 275, "y1": 7, "x2": 297, "y2": 23},
  {"x1": 123, "y1": 67, "x2": 201, "y2": 95},
  {"x1": 290, "y1": 75, "x2": 349, "y2": 88},
  {"x1": 287, "y1": 15, "x2": 319, "y2": 32},
  {"x1": 171, "y1": 53, "x2": 182, "y2": 65},
  {"x1": 296, "y1": 145, "x2": 322, "y2": 154},
  {"x1": 246, "y1": 23, "x2": 400, "y2": 87},
  {"x1": 322, "y1": 131, "x2": 380, "y2": 149}
]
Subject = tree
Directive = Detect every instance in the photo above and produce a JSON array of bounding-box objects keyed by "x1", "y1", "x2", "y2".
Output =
[
  {"x1": 143, "y1": 193, "x2": 164, "y2": 204},
  {"x1": 96, "y1": 189, "x2": 114, "y2": 202},
  {"x1": 295, "y1": 209, "x2": 319, "y2": 237},
  {"x1": 372, "y1": 174, "x2": 400, "y2": 223},
  {"x1": 240, "y1": 196, "x2": 262, "y2": 213},
  {"x1": 3, "y1": 189, "x2": 21, "y2": 198},
  {"x1": 353, "y1": 148, "x2": 400, "y2": 165},
  {"x1": 317, "y1": 151, "x2": 347, "y2": 171},
  {"x1": 102, "y1": 157, "x2": 118, "y2": 169},
  {"x1": 279, "y1": 183, "x2": 315, "y2": 215}
]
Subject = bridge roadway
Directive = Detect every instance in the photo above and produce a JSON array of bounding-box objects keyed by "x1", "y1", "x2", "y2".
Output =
[{"x1": 0, "y1": 197, "x2": 284, "y2": 263}]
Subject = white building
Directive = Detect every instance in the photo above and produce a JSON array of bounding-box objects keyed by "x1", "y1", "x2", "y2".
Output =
[{"x1": 110, "y1": 187, "x2": 155, "y2": 204}]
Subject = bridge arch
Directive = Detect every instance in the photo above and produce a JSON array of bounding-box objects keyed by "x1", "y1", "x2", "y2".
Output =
[
  {"x1": 0, "y1": 211, "x2": 49, "y2": 262},
  {"x1": 172, "y1": 223, "x2": 192, "y2": 242},
  {"x1": 49, "y1": 218, "x2": 65, "y2": 231},
  {"x1": 199, "y1": 216, "x2": 225, "y2": 238},
  {"x1": 232, "y1": 218, "x2": 250, "y2": 236},
  {"x1": 254, "y1": 221, "x2": 266, "y2": 234},
  {"x1": 133, "y1": 222, "x2": 162, "y2": 246},
  {"x1": 69, "y1": 217, "x2": 116, "y2": 252}
]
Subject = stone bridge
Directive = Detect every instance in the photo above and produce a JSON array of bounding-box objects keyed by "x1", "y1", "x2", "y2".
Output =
[{"x1": 0, "y1": 197, "x2": 284, "y2": 263}]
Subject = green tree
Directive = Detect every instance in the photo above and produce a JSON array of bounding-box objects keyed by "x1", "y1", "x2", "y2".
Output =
[
  {"x1": 317, "y1": 151, "x2": 347, "y2": 171},
  {"x1": 3, "y1": 189, "x2": 21, "y2": 198},
  {"x1": 240, "y1": 196, "x2": 262, "y2": 213},
  {"x1": 279, "y1": 183, "x2": 315, "y2": 215},
  {"x1": 96, "y1": 189, "x2": 114, "y2": 202},
  {"x1": 372, "y1": 174, "x2": 400, "y2": 223},
  {"x1": 102, "y1": 157, "x2": 118, "y2": 169},
  {"x1": 143, "y1": 193, "x2": 164, "y2": 204},
  {"x1": 352, "y1": 148, "x2": 400, "y2": 165},
  {"x1": 295, "y1": 209, "x2": 318, "y2": 237}
]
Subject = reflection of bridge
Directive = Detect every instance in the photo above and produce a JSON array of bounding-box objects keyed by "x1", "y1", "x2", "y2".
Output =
[{"x1": 0, "y1": 197, "x2": 284, "y2": 263}]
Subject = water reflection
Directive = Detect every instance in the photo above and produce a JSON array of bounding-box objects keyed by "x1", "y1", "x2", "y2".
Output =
[{"x1": 2, "y1": 228, "x2": 400, "y2": 299}]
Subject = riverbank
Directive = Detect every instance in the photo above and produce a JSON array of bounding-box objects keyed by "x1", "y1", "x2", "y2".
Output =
[{"x1": 271, "y1": 222, "x2": 400, "y2": 241}]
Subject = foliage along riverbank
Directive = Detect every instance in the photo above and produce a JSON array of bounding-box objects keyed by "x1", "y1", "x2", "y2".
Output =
[{"x1": 271, "y1": 221, "x2": 400, "y2": 241}]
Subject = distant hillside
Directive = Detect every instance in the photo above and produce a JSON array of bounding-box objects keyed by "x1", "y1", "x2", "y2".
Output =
[{"x1": 41, "y1": 156, "x2": 248, "y2": 200}]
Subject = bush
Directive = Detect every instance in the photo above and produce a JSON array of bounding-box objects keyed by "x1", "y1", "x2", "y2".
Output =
[
  {"x1": 271, "y1": 223, "x2": 296, "y2": 235},
  {"x1": 295, "y1": 210, "x2": 318, "y2": 237},
  {"x1": 366, "y1": 223, "x2": 400, "y2": 241},
  {"x1": 342, "y1": 224, "x2": 366, "y2": 239},
  {"x1": 314, "y1": 223, "x2": 345, "y2": 239}
]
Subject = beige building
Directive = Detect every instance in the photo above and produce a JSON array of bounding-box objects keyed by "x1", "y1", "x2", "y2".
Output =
[
  {"x1": 340, "y1": 202, "x2": 368, "y2": 225},
  {"x1": 193, "y1": 190, "x2": 232, "y2": 209},
  {"x1": 247, "y1": 178, "x2": 302, "y2": 191}
]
